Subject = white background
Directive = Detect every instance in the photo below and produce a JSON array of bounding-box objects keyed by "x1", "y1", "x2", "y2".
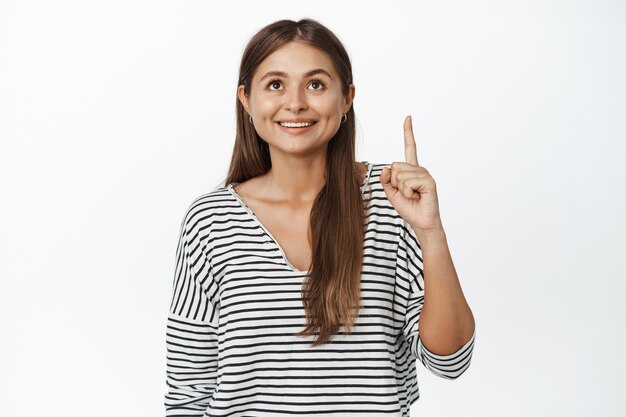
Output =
[{"x1": 1, "y1": 1, "x2": 625, "y2": 416}]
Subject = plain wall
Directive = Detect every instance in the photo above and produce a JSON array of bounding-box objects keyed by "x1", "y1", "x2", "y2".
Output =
[{"x1": 1, "y1": 1, "x2": 625, "y2": 416}]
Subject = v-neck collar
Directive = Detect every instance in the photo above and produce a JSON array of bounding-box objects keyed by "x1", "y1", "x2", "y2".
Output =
[{"x1": 226, "y1": 161, "x2": 372, "y2": 273}]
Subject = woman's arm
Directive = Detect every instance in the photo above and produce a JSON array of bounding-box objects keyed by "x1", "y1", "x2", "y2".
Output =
[{"x1": 413, "y1": 226, "x2": 476, "y2": 355}]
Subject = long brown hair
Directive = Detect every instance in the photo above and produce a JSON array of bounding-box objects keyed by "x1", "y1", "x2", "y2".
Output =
[{"x1": 222, "y1": 18, "x2": 366, "y2": 347}]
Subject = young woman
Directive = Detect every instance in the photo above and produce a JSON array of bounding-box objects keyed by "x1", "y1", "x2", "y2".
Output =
[{"x1": 165, "y1": 18, "x2": 476, "y2": 417}]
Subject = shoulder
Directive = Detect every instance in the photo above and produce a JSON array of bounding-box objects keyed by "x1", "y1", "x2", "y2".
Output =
[{"x1": 178, "y1": 186, "x2": 235, "y2": 237}]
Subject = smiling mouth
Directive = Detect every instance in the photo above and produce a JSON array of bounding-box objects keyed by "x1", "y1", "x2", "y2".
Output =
[{"x1": 276, "y1": 121, "x2": 317, "y2": 128}]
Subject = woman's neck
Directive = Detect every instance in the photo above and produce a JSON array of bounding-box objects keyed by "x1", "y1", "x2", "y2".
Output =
[{"x1": 262, "y1": 155, "x2": 327, "y2": 204}]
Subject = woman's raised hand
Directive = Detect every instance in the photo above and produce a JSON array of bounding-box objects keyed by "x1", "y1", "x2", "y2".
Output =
[{"x1": 380, "y1": 115, "x2": 444, "y2": 234}]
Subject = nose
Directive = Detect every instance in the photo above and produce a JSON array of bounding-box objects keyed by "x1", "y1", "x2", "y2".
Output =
[{"x1": 284, "y1": 87, "x2": 308, "y2": 113}]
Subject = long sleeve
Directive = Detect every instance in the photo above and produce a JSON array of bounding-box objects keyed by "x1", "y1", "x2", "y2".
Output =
[
  {"x1": 164, "y1": 205, "x2": 220, "y2": 416},
  {"x1": 397, "y1": 220, "x2": 475, "y2": 380}
]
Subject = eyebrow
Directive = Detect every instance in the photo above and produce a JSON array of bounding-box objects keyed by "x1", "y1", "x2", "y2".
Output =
[{"x1": 259, "y1": 68, "x2": 333, "y2": 81}]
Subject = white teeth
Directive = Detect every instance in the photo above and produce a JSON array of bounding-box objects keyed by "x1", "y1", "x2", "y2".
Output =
[{"x1": 279, "y1": 121, "x2": 314, "y2": 128}]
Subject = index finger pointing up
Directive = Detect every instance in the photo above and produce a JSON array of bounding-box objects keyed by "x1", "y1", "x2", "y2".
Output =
[{"x1": 404, "y1": 115, "x2": 419, "y2": 166}]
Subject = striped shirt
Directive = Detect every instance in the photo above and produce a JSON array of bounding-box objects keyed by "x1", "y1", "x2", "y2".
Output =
[{"x1": 165, "y1": 161, "x2": 476, "y2": 416}]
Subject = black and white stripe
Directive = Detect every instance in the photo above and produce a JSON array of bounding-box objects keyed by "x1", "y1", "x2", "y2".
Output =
[{"x1": 165, "y1": 162, "x2": 476, "y2": 416}]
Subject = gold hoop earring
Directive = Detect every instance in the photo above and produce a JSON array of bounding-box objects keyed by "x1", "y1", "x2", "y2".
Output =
[{"x1": 342, "y1": 113, "x2": 347, "y2": 123}]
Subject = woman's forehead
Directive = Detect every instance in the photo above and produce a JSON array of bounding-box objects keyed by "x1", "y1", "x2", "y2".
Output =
[{"x1": 254, "y1": 41, "x2": 336, "y2": 79}]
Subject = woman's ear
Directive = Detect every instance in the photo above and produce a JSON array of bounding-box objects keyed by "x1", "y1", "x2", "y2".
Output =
[
  {"x1": 237, "y1": 85, "x2": 250, "y2": 113},
  {"x1": 344, "y1": 83, "x2": 356, "y2": 113}
]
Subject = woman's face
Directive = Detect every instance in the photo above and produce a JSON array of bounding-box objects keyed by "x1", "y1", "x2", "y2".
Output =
[{"x1": 238, "y1": 40, "x2": 355, "y2": 157}]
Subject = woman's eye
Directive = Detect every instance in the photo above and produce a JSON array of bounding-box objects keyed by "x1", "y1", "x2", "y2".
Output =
[
  {"x1": 309, "y1": 80, "x2": 325, "y2": 90},
  {"x1": 268, "y1": 80, "x2": 282, "y2": 90}
]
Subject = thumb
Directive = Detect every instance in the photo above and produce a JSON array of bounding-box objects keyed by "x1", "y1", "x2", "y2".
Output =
[
  {"x1": 380, "y1": 166, "x2": 396, "y2": 196},
  {"x1": 381, "y1": 166, "x2": 391, "y2": 184}
]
